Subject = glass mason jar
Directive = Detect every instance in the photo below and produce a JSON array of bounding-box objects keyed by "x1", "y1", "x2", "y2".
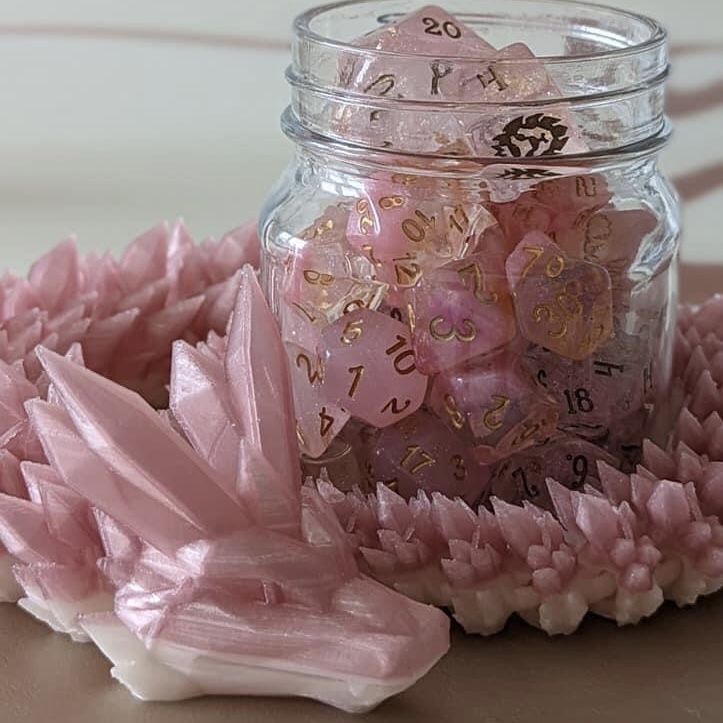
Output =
[{"x1": 260, "y1": 0, "x2": 679, "y2": 509}]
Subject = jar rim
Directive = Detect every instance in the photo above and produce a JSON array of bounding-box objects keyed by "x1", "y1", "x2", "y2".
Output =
[{"x1": 294, "y1": 0, "x2": 667, "y2": 64}]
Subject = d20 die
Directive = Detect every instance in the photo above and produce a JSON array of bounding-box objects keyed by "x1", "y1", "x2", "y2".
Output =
[
  {"x1": 506, "y1": 232, "x2": 613, "y2": 360},
  {"x1": 429, "y1": 350, "x2": 559, "y2": 464},
  {"x1": 369, "y1": 409, "x2": 490, "y2": 504},
  {"x1": 410, "y1": 251, "x2": 517, "y2": 373},
  {"x1": 336, "y1": 7, "x2": 496, "y2": 154},
  {"x1": 286, "y1": 343, "x2": 350, "y2": 459},
  {"x1": 320, "y1": 309, "x2": 428, "y2": 427},
  {"x1": 526, "y1": 330, "x2": 651, "y2": 430},
  {"x1": 489, "y1": 436, "x2": 620, "y2": 509}
]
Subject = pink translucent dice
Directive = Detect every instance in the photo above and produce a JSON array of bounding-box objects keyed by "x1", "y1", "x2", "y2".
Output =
[
  {"x1": 286, "y1": 343, "x2": 350, "y2": 459},
  {"x1": 369, "y1": 409, "x2": 490, "y2": 504},
  {"x1": 506, "y1": 232, "x2": 613, "y2": 360},
  {"x1": 410, "y1": 251, "x2": 517, "y2": 373},
  {"x1": 429, "y1": 350, "x2": 559, "y2": 464},
  {"x1": 488, "y1": 435, "x2": 619, "y2": 509},
  {"x1": 320, "y1": 308, "x2": 427, "y2": 427},
  {"x1": 260, "y1": 5, "x2": 677, "y2": 510},
  {"x1": 525, "y1": 330, "x2": 652, "y2": 434}
]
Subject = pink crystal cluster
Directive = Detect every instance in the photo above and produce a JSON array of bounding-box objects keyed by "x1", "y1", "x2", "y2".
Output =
[
  {"x1": 0, "y1": 219, "x2": 717, "y2": 711},
  {"x1": 0, "y1": 235, "x2": 450, "y2": 713},
  {"x1": 275, "y1": 5, "x2": 663, "y2": 509},
  {"x1": 0, "y1": 221, "x2": 258, "y2": 602},
  {"x1": 317, "y1": 296, "x2": 723, "y2": 635}
]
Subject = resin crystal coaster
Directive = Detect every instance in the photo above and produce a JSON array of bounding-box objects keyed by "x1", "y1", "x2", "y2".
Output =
[{"x1": 0, "y1": 226, "x2": 719, "y2": 713}]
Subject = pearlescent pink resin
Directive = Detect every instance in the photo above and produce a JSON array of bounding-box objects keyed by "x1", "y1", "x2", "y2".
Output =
[
  {"x1": 2, "y1": 269, "x2": 450, "y2": 713},
  {"x1": 506, "y1": 231, "x2": 614, "y2": 360},
  {"x1": 320, "y1": 308, "x2": 428, "y2": 427},
  {"x1": 0, "y1": 221, "x2": 717, "y2": 657}
]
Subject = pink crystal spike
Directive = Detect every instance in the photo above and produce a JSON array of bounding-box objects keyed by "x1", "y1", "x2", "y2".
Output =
[
  {"x1": 0, "y1": 494, "x2": 77, "y2": 564},
  {"x1": 169, "y1": 341, "x2": 239, "y2": 486},
  {"x1": 236, "y1": 440, "x2": 300, "y2": 537},
  {"x1": 82, "y1": 309, "x2": 140, "y2": 372},
  {"x1": 0, "y1": 450, "x2": 27, "y2": 498},
  {"x1": 119, "y1": 223, "x2": 171, "y2": 292},
  {"x1": 225, "y1": 266, "x2": 301, "y2": 492},
  {"x1": 26, "y1": 399, "x2": 205, "y2": 554},
  {"x1": 28, "y1": 238, "x2": 81, "y2": 315},
  {"x1": 34, "y1": 349, "x2": 247, "y2": 535}
]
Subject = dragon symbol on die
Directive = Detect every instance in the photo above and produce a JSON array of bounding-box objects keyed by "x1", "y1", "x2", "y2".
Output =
[{"x1": 492, "y1": 114, "x2": 569, "y2": 158}]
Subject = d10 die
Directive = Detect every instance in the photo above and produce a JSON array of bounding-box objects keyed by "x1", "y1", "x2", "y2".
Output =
[
  {"x1": 410, "y1": 251, "x2": 517, "y2": 374},
  {"x1": 506, "y1": 232, "x2": 613, "y2": 360},
  {"x1": 320, "y1": 309, "x2": 428, "y2": 427},
  {"x1": 369, "y1": 409, "x2": 491, "y2": 504},
  {"x1": 429, "y1": 350, "x2": 559, "y2": 464},
  {"x1": 489, "y1": 436, "x2": 620, "y2": 509},
  {"x1": 286, "y1": 343, "x2": 350, "y2": 459}
]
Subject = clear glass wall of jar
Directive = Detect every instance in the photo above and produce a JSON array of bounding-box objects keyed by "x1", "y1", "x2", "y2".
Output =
[{"x1": 260, "y1": 0, "x2": 679, "y2": 509}]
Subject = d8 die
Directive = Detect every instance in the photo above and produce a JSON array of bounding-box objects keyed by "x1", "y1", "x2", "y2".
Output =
[{"x1": 286, "y1": 343, "x2": 350, "y2": 459}]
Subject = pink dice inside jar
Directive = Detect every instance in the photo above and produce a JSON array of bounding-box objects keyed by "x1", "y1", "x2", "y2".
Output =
[{"x1": 260, "y1": 1, "x2": 679, "y2": 509}]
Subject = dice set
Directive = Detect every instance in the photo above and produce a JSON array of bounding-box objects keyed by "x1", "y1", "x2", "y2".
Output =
[{"x1": 264, "y1": 5, "x2": 675, "y2": 509}]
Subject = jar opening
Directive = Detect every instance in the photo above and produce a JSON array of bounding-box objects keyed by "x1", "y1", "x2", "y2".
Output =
[
  {"x1": 286, "y1": 1, "x2": 670, "y2": 161},
  {"x1": 296, "y1": 0, "x2": 666, "y2": 63}
]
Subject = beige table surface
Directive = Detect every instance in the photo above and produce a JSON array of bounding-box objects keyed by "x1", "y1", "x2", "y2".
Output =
[{"x1": 1, "y1": 594, "x2": 721, "y2": 723}]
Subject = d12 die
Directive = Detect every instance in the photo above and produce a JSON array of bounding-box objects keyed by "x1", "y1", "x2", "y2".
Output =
[
  {"x1": 489, "y1": 435, "x2": 620, "y2": 509},
  {"x1": 369, "y1": 409, "x2": 490, "y2": 504},
  {"x1": 429, "y1": 349, "x2": 559, "y2": 464},
  {"x1": 506, "y1": 232, "x2": 613, "y2": 360},
  {"x1": 320, "y1": 309, "x2": 428, "y2": 427},
  {"x1": 410, "y1": 251, "x2": 517, "y2": 373}
]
